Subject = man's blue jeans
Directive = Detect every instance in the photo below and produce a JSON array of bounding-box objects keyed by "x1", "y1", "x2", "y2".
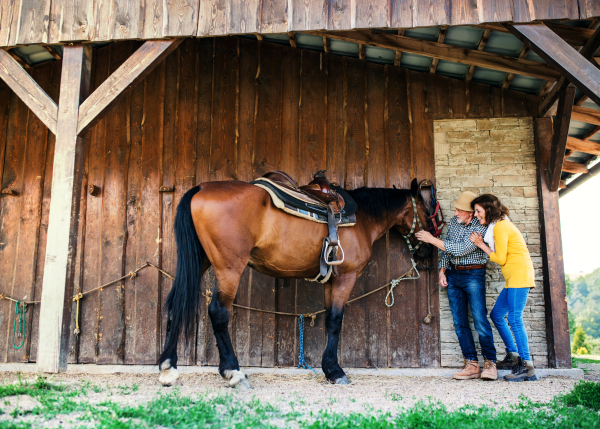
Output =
[{"x1": 446, "y1": 268, "x2": 496, "y2": 362}]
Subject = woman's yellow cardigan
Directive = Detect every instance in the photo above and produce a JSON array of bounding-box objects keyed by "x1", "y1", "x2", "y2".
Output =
[{"x1": 489, "y1": 220, "x2": 535, "y2": 289}]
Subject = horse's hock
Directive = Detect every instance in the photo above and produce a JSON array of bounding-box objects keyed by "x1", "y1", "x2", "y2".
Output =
[{"x1": 434, "y1": 118, "x2": 547, "y2": 368}]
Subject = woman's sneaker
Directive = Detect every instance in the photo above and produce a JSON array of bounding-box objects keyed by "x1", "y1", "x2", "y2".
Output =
[
  {"x1": 496, "y1": 350, "x2": 519, "y2": 369},
  {"x1": 504, "y1": 358, "x2": 538, "y2": 382}
]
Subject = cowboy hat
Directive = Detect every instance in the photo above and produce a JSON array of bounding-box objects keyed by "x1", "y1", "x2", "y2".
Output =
[{"x1": 451, "y1": 191, "x2": 477, "y2": 212}]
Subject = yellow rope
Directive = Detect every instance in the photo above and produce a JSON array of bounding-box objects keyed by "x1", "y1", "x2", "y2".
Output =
[{"x1": 1, "y1": 261, "x2": 419, "y2": 333}]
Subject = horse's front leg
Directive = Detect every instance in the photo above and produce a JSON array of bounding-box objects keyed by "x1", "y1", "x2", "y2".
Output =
[
  {"x1": 322, "y1": 273, "x2": 357, "y2": 385},
  {"x1": 208, "y1": 272, "x2": 252, "y2": 389}
]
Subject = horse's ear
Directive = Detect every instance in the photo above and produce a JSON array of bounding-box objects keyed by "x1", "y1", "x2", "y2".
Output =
[{"x1": 410, "y1": 178, "x2": 418, "y2": 196}]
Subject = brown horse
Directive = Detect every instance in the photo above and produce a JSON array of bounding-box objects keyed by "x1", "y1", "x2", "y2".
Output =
[{"x1": 158, "y1": 178, "x2": 433, "y2": 388}]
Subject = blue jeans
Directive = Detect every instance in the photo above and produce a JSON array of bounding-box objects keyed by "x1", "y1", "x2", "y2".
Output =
[
  {"x1": 446, "y1": 268, "x2": 496, "y2": 362},
  {"x1": 490, "y1": 287, "x2": 531, "y2": 361}
]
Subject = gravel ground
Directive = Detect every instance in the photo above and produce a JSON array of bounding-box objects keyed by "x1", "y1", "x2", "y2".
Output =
[{"x1": 0, "y1": 370, "x2": 587, "y2": 418}]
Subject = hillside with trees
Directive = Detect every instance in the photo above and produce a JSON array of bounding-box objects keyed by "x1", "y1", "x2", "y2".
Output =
[{"x1": 567, "y1": 268, "x2": 600, "y2": 354}]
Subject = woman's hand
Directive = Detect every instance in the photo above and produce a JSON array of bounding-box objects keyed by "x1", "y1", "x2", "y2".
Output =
[{"x1": 469, "y1": 232, "x2": 484, "y2": 248}]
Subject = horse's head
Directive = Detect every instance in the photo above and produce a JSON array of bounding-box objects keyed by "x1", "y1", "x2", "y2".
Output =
[{"x1": 393, "y1": 179, "x2": 433, "y2": 262}]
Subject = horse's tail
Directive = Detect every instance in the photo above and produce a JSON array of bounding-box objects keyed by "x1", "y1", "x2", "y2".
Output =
[{"x1": 158, "y1": 185, "x2": 203, "y2": 365}]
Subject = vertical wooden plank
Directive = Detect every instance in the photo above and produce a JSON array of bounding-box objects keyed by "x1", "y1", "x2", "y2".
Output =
[
  {"x1": 326, "y1": 54, "x2": 344, "y2": 191},
  {"x1": 195, "y1": 37, "x2": 214, "y2": 365},
  {"x1": 387, "y1": 67, "x2": 418, "y2": 367},
  {"x1": 534, "y1": 118, "x2": 571, "y2": 368},
  {"x1": 228, "y1": 0, "x2": 260, "y2": 34},
  {"x1": 122, "y1": 52, "x2": 144, "y2": 365},
  {"x1": 412, "y1": 72, "x2": 440, "y2": 368},
  {"x1": 352, "y1": 0, "x2": 388, "y2": 29},
  {"x1": 502, "y1": 88, "x2": 530, "y2": 117},
  {"x1": 478, "y1": 0, "x2": 513, "y2": 22},
  {"x1": 261, "y1": 0, "x2": 288, "y2": 33},
  {"x1": 29, "y1": 60, "x2": 61, "y2": 363},
  {"x1": 79, "y1": 46, "x2": 109, "y2": 364},
  {"x1": 197, "y1": 0, "x2": 227, "y2": 36},
  {"x1": 57, "y1": 0, "x2": 95, "y2": 42},
  {"x1": 328, "y1": 0, "x2": 351, "y2": 30},
  {"x1": 160, "y1": 44, "x2": 178, "y2": 362},
  {"x1": 412, "y1": 0, "x2": 449, "y2": 27},
  {"x1": 0, "y1": 73, "x2": 29, "y2": 362},
  {"x1": 275, "y1": 43, "x2": 300, "y2": 367},
  {"x1": 210, "y1": 36, "x2": 237, "y2": 181},
  {"x1": 580, "y1": 0, "x2": 600, "y2": 19},
  {"x1": 15, "y1": 0, "x2": 52, "y2": 44},
  {"x1": 448, "y1": 0, "x2": 479, "y2": 25},
  {"x1": 174, "y1": 37, "x2": 199, "y2": 365},
  {"x1": 6, "y1": 63, "x2": 52, "y2": 363},
  {"x1": 246, "y1": 41, "x2": 281, "y2": 367},
  {"x1": 295, "y1": 49, "x2": 327, "y2": 367},
  {"x1": 512, "y1": 0, "x2": 532, "y2": 23},
  {"x1": 111, "y1": 0, "x2": 142, "y2": 40},
  {"x1": 528, "y1": 0, "x2": 579, "y2": 20},
  {"x1": 289, "y1": 0, "x2": 328, "y2": 31},
  {"x1": 96, "y1": 42, "x2": 135, "y2": 364},
  {"x1": 37, "y1": 43, "x2": 92, "y2": 373},
  {"x1": 389, "y1": 0, "x2": 413, "y2": 28},
  {"x1": 0, "y1": 0, "x2": 21, "y2": 46},
  {"x1": 340, "y1": 56, "x2": 367, "y2": 367},
  {"x1": 90, "y1": 0, "x2": 112, "y2": 41},
  {"x1": 142, "y1": 0, "x2": 165, "y2": 39},
  {"x1": 364, "y1": 61, "x2": 387, "y2": 368},
  {"x1": 466, "y1": 81, "x2": 492, "y2": 118},
  {"x1": 0, "y1": 80, "x2": 10, "y2": 357},
  {"x1": 165, "y1": 0, "x2": 200, "y2": 37}
]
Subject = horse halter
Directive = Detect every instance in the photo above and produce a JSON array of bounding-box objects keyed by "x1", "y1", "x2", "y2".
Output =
[{"x1": 401, "y1": 195, "x2": 424, "y2": 254}]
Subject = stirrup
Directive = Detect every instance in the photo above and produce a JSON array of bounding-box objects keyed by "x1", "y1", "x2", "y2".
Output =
[{"x1": 324, "y1": 239, "x2": 344, "y2": 266}]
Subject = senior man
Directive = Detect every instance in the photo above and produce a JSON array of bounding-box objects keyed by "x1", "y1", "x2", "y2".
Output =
[{"x1": 415, "y1": 191, "x2": 497, "y2": 380}]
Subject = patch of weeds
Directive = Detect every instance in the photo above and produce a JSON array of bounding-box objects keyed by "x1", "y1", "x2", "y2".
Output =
[
  {"x1": 556, "y1": 380, "x2": 600, "y2": 411},
  {"x1": 0, "y1": 375, "x2": 65, "y2": 399},
  {"x1": 385, "y1": 391, "x2": 403, "y2": 401},
  {"x1": 349, "y1": 398, "x2": 356, "y2": 403},
  {"x1": 328, "y1": 397, "x2": 337, "y2": 405}
]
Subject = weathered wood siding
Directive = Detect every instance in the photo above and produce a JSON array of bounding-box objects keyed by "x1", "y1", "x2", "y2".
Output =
[
  {"x1": 0, "y1": 38, "x2": 538, "y2": 367},
  {"x1": 0, "y1": 0, "x2": 596, "y2": 48}
]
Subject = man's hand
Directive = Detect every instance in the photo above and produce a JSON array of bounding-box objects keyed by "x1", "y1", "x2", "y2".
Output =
[
  {"x1": 439, "y1": 269, "x2": 448, "y2": 288},
  {"x1": 415, "y1": 230, "x2": 434, "y2": 243}
]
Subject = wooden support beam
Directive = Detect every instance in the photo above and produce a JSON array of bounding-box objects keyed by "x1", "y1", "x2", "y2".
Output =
[
  {"x1": 77, "y1": 39, "x2": 183, "y2": 136},
  {"x1": 0, "y1": 49, "x2": 58, "y2": 134},
  {"x1": 429, "y1": 26, "x2": 447, "y2": 74},
  {"x1": 37, "y1": 44, "x2": 92, "y2": 373},
  {"x1": 466, "y1": 29, "x2": 491, "y2": 81},
  {"x1": 502, "y1": 46, "x2": 529, "y2": 89},
  {"x1": 581, "y1": 125, "x2": 600, "y2": 140},
  {"x1": 544, "y1": 22, "x2": 595, "y2": 46},
  {"x1": 562, "y1": 161, "x2": 589, "y2": 174},
  {"x1": 42, "y1": 45, "x2": 62, "y2": 60},
  {"x1": 304, "y1": 29, "x2": 561, "y2": 81},
  {"x1": 323, "y1": 37, "x2": 330, "y2": 53},
  {"x1": 508, "y1": 23, "x2": 600, "y2": 107},
  {"x1": 572, "y1": 105, "x2": 600, "y2": 126},
  {"x1": 394, "y1": 29, "x2": 404, "y2": 66},
  {"x1": 358, "y1": 43, "x2": 365, "y2": 60},
  {"x1": 566, "y1": 136, "x2": 600, "y2": 155},
  {"x1": 534, "y1": 117, "x2": 571, "y2": 368},
  {"x1": 548, "y1": 84, "x2": 576, "y2": 191},
  {"x1": 559, "y1": 180, "x2": 567, "y2": 189},
  {"x1": 288, "y1": 32, "x2": 297, "y2": 48}
]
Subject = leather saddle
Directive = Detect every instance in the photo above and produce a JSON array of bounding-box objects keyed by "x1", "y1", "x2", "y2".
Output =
[{"x1": 252, "y1": 170, "x2": 357, "y2": 283}]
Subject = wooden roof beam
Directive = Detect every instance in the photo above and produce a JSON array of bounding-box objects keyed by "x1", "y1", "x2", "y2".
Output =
[
  {"x1": 77, "y1": 38, "x2": 183, "y2": 136},
  {"x1": 562, "y1": 161, "x2": 589, "y2": 174},
  {"x1": 508, "y1": 23, "x2": 600, "y2": 110},
  {"x1": 566, "y1": 136, "x2": 600, "y2": 155},
  {"x1": 394, "y1": 30, "x2": 404, "y2": 66},
  {"x1": 572, "y1": 105, "x2": 600, "y2": 126},
  {"x1": 474, "y1": 22, "x2": 594, "y2": 46},
  {"x1": 465, "y1": 29, "x2": 490, "y2": 81},
  {"x1": 502, "y1": 46, "x2": 529, "y2": 89},
  {"x1": 303, "y1": 30, "x2": 561, "y2": 81},
  {"x1": 548, "y1": 84, "x2": 576, "y2": 191},
  {"x1": 0, "y1": 49, "x2": 58, "y2": 134},
  {"x1": 430, "y1": 26, "x2": 447, "y2": 74}
]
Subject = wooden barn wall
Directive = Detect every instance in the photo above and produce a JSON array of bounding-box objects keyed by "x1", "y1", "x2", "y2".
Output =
[
  {"x1": 0, "y1": 38, "x2": 539, "y2": 367},
  {"x1": 0, "y1": 0, "x2": 597, "y2": 48}
]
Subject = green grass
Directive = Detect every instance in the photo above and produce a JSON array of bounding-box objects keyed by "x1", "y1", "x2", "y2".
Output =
[{"x1": 0, "y1": 377, "x2": 599, "y2": 428}]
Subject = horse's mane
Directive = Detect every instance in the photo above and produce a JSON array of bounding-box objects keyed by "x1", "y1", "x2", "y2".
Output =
[{"x1": 346, "y1": 187, "x2": 411, "y2": 219}]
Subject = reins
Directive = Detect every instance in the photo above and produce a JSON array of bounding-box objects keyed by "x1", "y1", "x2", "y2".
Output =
[{"x1": 401, "y1": 195, "x2": 424, "y2": 254}]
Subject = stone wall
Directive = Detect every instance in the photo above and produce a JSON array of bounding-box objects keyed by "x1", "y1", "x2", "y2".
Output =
[{"x1": 433, "y1": 117, "x2": 548, "y2": 368}]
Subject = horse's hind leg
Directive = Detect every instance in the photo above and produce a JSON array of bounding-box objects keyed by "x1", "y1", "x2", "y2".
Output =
[
  {"x1": 208, "y1": 269, "x2": 252, "y2": 389},
  {"x1": 322, "y1": 273, "x2": 357, "y2": 385}
]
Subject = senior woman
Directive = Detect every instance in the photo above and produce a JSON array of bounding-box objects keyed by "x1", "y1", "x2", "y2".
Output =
[{"x1": 468, "y1": 194, "x2": 537, "y2": 382}]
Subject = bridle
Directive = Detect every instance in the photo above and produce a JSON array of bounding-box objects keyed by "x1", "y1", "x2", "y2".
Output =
[
  {"x1": 401, "y1": 195, "x2": 425, "y2": 254},
  {"x1": 419, "y1": 180, "x2": 445, "y2": 238}
]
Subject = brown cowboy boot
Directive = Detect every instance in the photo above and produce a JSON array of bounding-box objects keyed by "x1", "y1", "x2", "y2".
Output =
[
  {"x1": 481, "y1": 359, "x2": 498, "y2": 381},
  {"x1": 452, "y1": 359, "x2": 481, "y2": 380}
]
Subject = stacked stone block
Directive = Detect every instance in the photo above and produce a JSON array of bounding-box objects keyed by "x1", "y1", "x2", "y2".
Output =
[{"x1": 433, "y1": 118, "x2": 548, "y2": 368}]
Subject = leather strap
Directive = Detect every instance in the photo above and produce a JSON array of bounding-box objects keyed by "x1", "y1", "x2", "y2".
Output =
[{"x1": 450, "y1": 263, "x2": 486, "y2": 271}]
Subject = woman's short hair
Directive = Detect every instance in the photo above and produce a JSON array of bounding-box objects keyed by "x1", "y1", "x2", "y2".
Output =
[{"x1": 471, "y1": 194, "x2": 509, "y2": 224}]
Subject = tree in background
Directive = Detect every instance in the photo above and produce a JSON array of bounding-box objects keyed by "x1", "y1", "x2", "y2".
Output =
[{"x1": 572, "y1": 326, "x2": 590, "y2": 354}]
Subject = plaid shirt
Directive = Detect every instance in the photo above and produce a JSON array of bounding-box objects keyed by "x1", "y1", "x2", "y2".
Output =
[{"x1": 439, "y1": 216, "x2": 489, "y2": 269}]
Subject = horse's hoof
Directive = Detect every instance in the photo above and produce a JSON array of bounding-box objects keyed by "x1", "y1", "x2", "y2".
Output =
[
  {"x1": 159, "y1": 359, "x2": 180, "y2": 386},
  {"x1": 225, "y1": 369, "x2": 252, "y2": 389},
  {"x1": 334, "y1": 376, "x2": 351, "y2": 385}
]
